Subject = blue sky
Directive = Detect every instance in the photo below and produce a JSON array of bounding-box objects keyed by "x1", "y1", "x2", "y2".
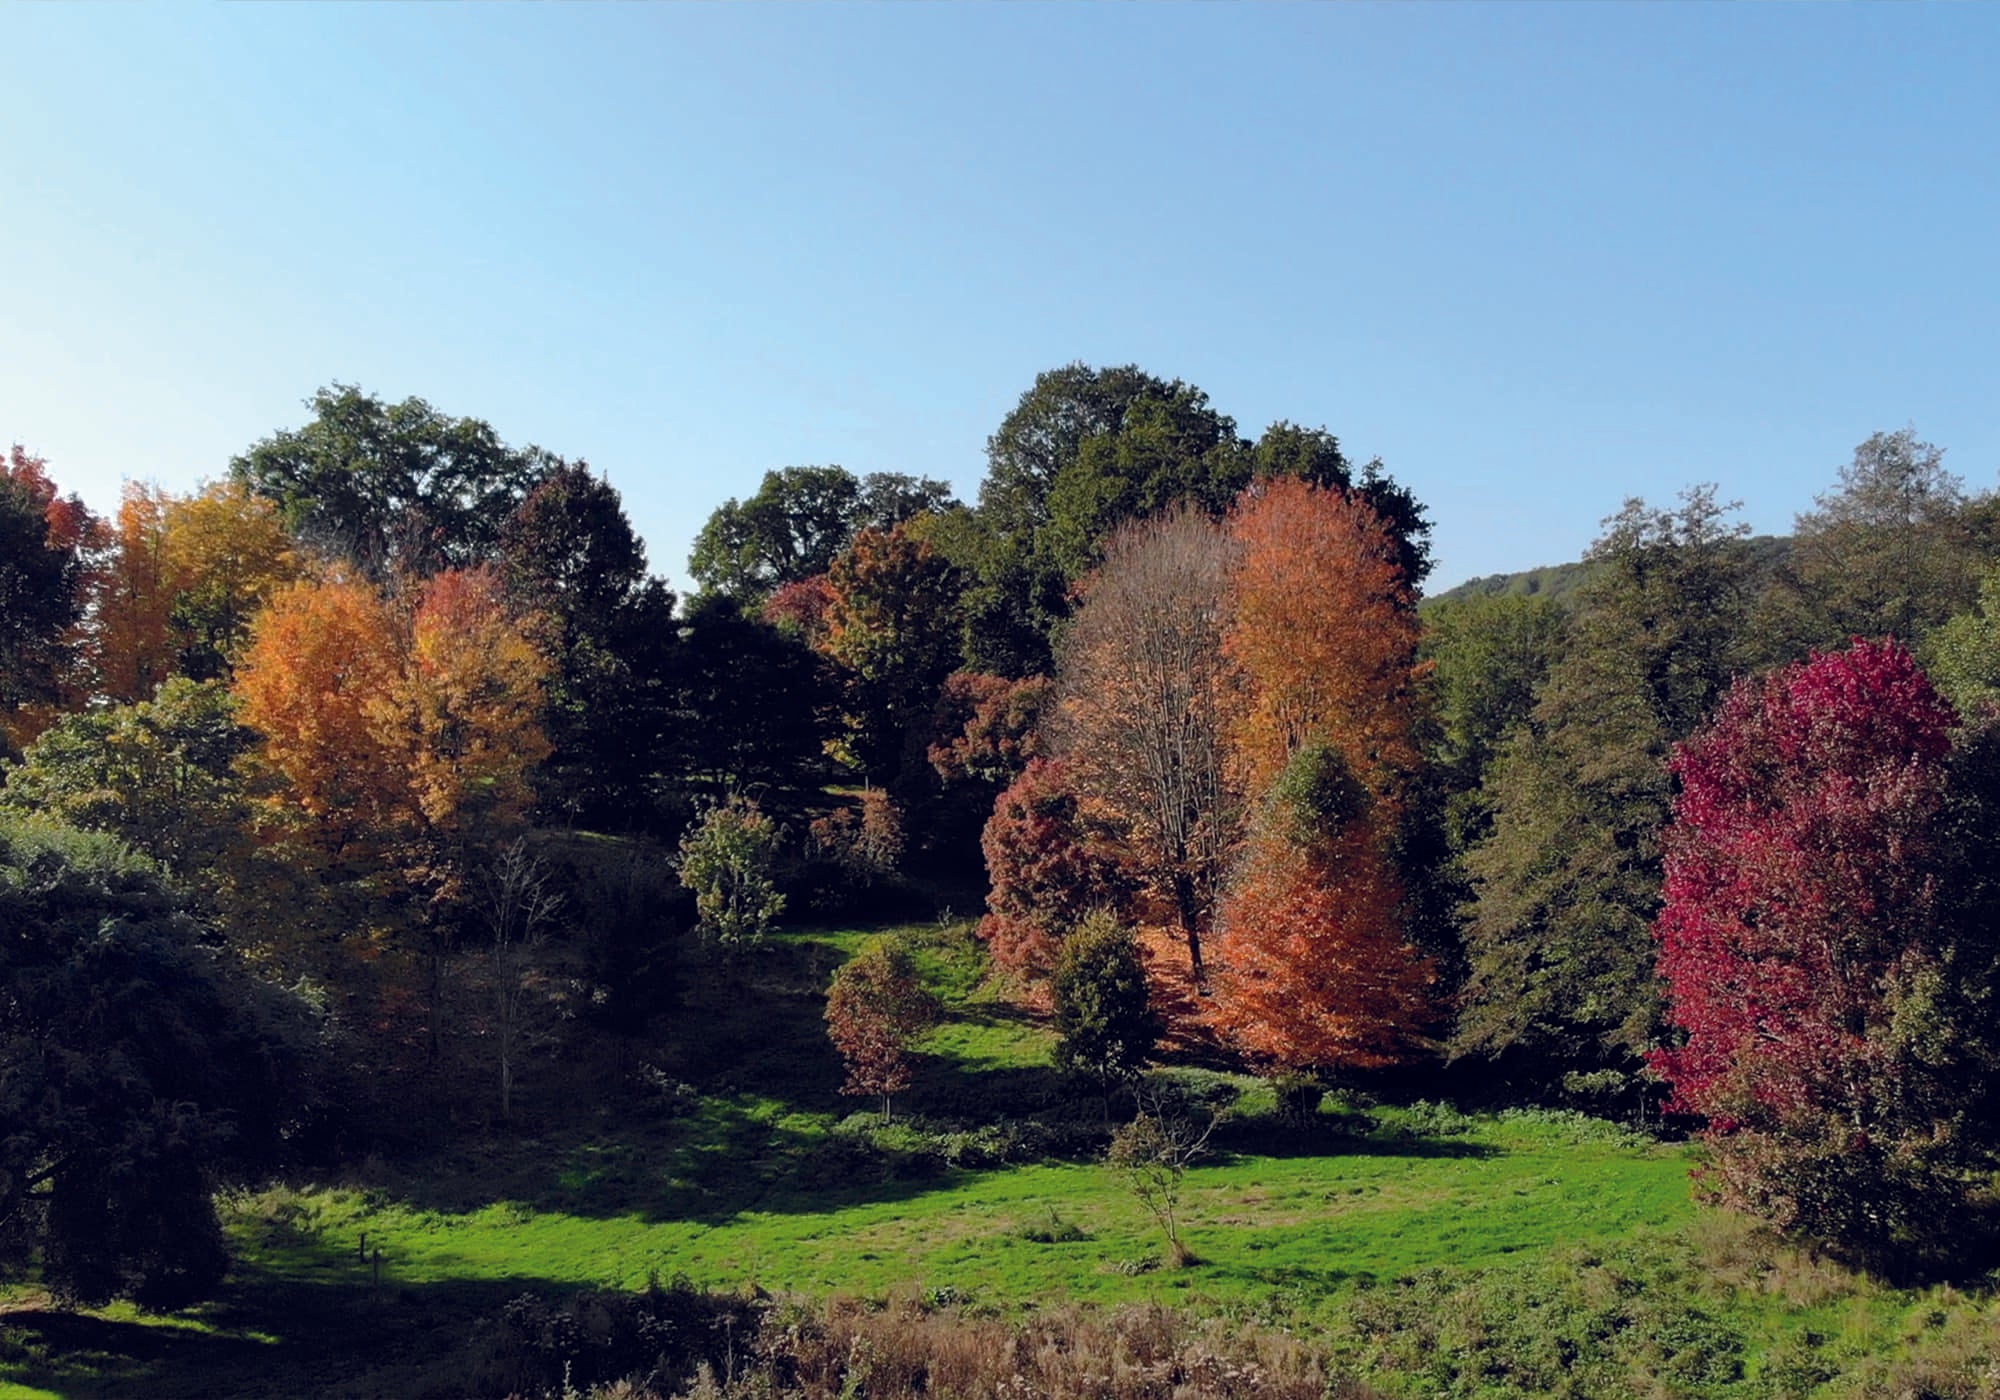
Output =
[{"x1": 3, "y1": 4, "x2": 1995, "y2": 592}]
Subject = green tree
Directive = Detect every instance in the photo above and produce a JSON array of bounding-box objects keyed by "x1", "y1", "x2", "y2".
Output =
[
  {"x1": 499, "y1": 461, "x2": 680, "y2": 826},
  {"x1": 676, "y1": 796, "x2": 786, "y2": 949},
  {"x1": 817, "y1": 522, "x2": 965, "y2": 786},
  {"x1": 688, "y1": 466, "x2": 957, "y2": 602},
  {"x1": 232, "y1": 384, "x2": 551, "y2": 579},
  {"x1": 0, "y1": 817, "x2": 314, "y2": 1306},
  {"x1": 0, "y1": 446, "x2": 97, "y2": 750},
  {"x1": 1760, "y1": 428, "x2": 1989, "y2": 655},
  {"x1": 1454, "y1": 487, "x2": 1759, "y2": 1098},
  {"x1": 0, "y1": 678, "x2": 257, "y2": 901},
  {"x1": 1926, "y1": 566, "x2": 2000, "y2": 718},
  {"x1": 673, "y1": 594, "x2": 830, "y2": 802},
  {"x1": 1052, "y1": 911, "x2": 1160, "y2": 1094}
]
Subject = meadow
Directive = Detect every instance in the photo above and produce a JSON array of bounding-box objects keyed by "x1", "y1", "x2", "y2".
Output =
[{"x1": 2, "y1": 924, "x2": 1997, "y2": 1399}]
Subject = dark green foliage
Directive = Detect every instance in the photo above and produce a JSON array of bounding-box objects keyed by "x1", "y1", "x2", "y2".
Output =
[
  {"x1": 1265, "y1": 740, "x2": 1372, "y2": 847},
  {"x1": 1051, "y1": 912, "x2": 1160, "y2": 1090},
  {"x1": 672, "y1": 593, "x2": 830, "y2": 803},
  {"x1": 499, "y1": 462, "x2": 681, "y2": 828},
  {"x1": 0, "y1": 817, "x2": 313, "y2": 1305},
  {"x1": 0, "y1": 449, "x2": 92, "y2": 727},
  {"x1": 231, "y1": 383, "x2": 550, "y2": 579},
  {"x1": 1455, "y1": 487, "x2": 1761, "y2": 1093}
]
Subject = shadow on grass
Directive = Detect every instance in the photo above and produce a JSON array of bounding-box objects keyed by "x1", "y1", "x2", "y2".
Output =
[
  {"x1": 0, "y1": 1270, "x2": 590, "y2": 1400},
  {"x1": 1211, "y1": 1116, "x2": 1500, "y2": 1164}
]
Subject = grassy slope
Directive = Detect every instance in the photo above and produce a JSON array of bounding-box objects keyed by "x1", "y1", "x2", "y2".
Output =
[{"x1": 2, "y1": 923, "x2": 1996, "y2": 1398}]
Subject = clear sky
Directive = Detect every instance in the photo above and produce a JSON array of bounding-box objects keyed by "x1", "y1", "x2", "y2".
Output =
[{"x1": 3, "y1": 4, "x2": 1995, "y2": 593}]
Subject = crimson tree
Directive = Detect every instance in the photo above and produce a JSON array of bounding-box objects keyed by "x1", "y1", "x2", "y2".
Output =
[
  {"x1": 1650, "y1": 639, "x2": 2000, "y2": 1275},
  {"x1": 824, "y1": 938, "x2": 942, "y2": 1120}
]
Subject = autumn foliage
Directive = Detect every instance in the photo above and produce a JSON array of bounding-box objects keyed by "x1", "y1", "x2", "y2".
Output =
[
  {"x1": 977, "y1": 758, "x2": 1130, "y2": 977},
  {"x1": 824, "y1": 938, "x2": 942, "y2": 1119},
  {"x1": 1651, "y1": 639, "x2": 2000, "y2": 1273},
  {"x1": 1209, "y1": 743, "x2": 1433, "y2": 1073},
  {"x1": 233, "y1": 567, "x2": 548, "y2": 878},
  {"x1": 1225, "y1": 476, "x2": 1423, "y2": 801},
  {"x1": 1202, "y1": 482, "x2": 1434, "y2": 1074}
]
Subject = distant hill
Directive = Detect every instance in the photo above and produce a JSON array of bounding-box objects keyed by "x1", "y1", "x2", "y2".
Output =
[{"x1": 1423, "y1": 535, "x2": 1792, "y2": 611}]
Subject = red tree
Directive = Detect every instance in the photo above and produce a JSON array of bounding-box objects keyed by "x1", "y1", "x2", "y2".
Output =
[
  {"x1": 977, "y1": 758, "x2": 1131, "y2": 977},
  {"x1": 824, "y1": 939, "x2": 942, "y2": 1119},
  {"x1": 1651, "y1": 639, "x2": 1997, "y2": 1272}
]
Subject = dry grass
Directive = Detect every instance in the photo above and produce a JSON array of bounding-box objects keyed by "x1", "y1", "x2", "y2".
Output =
[{"x1": 569, "y1": 1296, "x2": 1379, "y2": 1400}]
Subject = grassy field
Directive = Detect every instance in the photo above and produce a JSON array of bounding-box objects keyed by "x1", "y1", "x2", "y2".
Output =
[{"x1": 3, "y1": 923, "x2": 1998, "y2": 1398}]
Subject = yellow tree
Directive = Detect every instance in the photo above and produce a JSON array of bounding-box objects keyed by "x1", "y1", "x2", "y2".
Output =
[
  {"x1": 378, "y1": 566, "x2": 551, "y2": 876},
  {"x1": 160, "y1": 481, "x2": 298, "y2": 680}
]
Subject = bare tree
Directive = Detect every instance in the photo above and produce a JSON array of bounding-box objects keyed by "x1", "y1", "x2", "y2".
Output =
[
  {"x1": 479, "y1": 837, "x2": 565, "y2": 1122},
  {"x1": 1052, "y1": 505, "x2": 1241, "y2": 982},
  {"x1": 1106, "y1": 1084, "x2": 1221, "y2": 1267}
]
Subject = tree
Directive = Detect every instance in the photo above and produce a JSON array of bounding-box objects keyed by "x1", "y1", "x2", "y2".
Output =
[
  {"x1": 0, "y1": 817, "x2": 312, "y2": 1306},
  {"x1": 673, "y1": 593, "x2": 830, "y2": 802},
  {"x1": 1051, "y1": 911, "x2": 1160, "y2": 1094},
  {"x1": 1053, "y1": 505, "x2": 1241, "y2": 980},
  {"x1": 499, "y1": 461, "x2": 678, "y2": 825},
  {"x1": 816, "y1": 522, "x2": 964, "y2": 786},
  {"x1": 232, "y1": 574, "x2": 408, "y2": 862},
  {"x1": 1650, "y1": 640, "x2": 2000, "y2": 1275},
  {"x1": 1105, "y1": 1086, "x2": 1219, "y2": 1268},
  {"x1": 383, "y1": 567, "x2": 553, "y2": 895},
  {"x1": 688, "y1": 466, "x2": 956, "y2": 602},
  {"x1": 1209, "y1": 741, "x2": 1434, "y2": 1079},
  {"x1": 823, "y1": 937, "x2": 942, "y2": 1119},
  {"x1": 1225, "y1": 477, "x2": 1424, "y2": 803},
  {"x1": 1926, "y1": 567, "x2": 2000, "y2": 719},
  {"x1": 0, "y1": 446, "x2": 98, "y2": 750},
  {"x1": 88, "y1": 483, "x2": 177, "y2": 704},
  {"x1": 0, "y1": 677, "x2": 258, "y2": 898},
  {"x1": 232, "y1": 384, "x2": 550, "y2": 578},
  {"x1": 157, "y1": 480, "x2": 298, "y2": 682},
  {"x1": 676, "y1": 796, "x2": 786, "y2": 949},
  {"x1": 977, "y1": 758, "x2": 1132, "y2": 977},
  {"x1": 928, "y1": 671, "x2": 1050, "y2": 789},
  {"x1": 979, "y1": 363, "x2": 1191, "y2": 541},
  {"x1": 1764, "y1": 428, "x2": 1987, "y2": 654},
  {"x1": 477, "y1": 837, "x2": 565, "y2": 1122},
  {"x1": 1455, "y1": 487, "x2": 1759, "y2": 1095}
]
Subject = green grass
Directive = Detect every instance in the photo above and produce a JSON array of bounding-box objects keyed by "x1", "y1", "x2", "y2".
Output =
[{"x1": 5, "y1": 921, "x2": 1999, "y2": 1398}]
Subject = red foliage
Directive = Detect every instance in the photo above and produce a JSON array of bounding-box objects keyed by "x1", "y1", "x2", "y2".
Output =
[
  {"x1": 824, "y1": 941, "x2": 941, "y2": 1112},
  {"x1": 763, "y1": 573, "x2": 835, "y2": 645},
  {"x1": 1648, "y1": 640, "x2": 1986, "y2": 1264},
  {"x1": 928, "y1": 671, "x2": 1050, "y2": 788},
  {"x1": 1651, "y1": 639, "x2": 1955, "y2": 1121},
  {"x1": 977, "y1": 758, "x2": 1130, "y2": 977}
]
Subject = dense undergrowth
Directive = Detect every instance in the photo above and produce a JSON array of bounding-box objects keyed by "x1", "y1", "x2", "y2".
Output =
[{"x1": 4, "y1": 922, "x2": 2000, "y2": 1399}]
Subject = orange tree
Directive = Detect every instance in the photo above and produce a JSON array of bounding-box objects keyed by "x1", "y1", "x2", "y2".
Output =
[{"x1": 1209, "y1": 480, "x2": 1434, "y2": 1087}]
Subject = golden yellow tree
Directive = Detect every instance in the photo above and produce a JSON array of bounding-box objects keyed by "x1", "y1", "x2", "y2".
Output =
[{"x1": 160, "y1": 481, "x2": 298, "y2": 680}]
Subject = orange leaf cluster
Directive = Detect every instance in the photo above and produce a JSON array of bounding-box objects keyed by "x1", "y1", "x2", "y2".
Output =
[
  {"x1": 1225, "y1": 476, "x2": 1422, "y2": 803},
  {"x1": 233, "y1": 567, "x2": 549, "y2": 870}
]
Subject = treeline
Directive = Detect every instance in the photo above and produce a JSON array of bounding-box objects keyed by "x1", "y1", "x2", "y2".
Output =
[{"x1": 5, "y1": 369, "x2": 2000, "y2": 1300}]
